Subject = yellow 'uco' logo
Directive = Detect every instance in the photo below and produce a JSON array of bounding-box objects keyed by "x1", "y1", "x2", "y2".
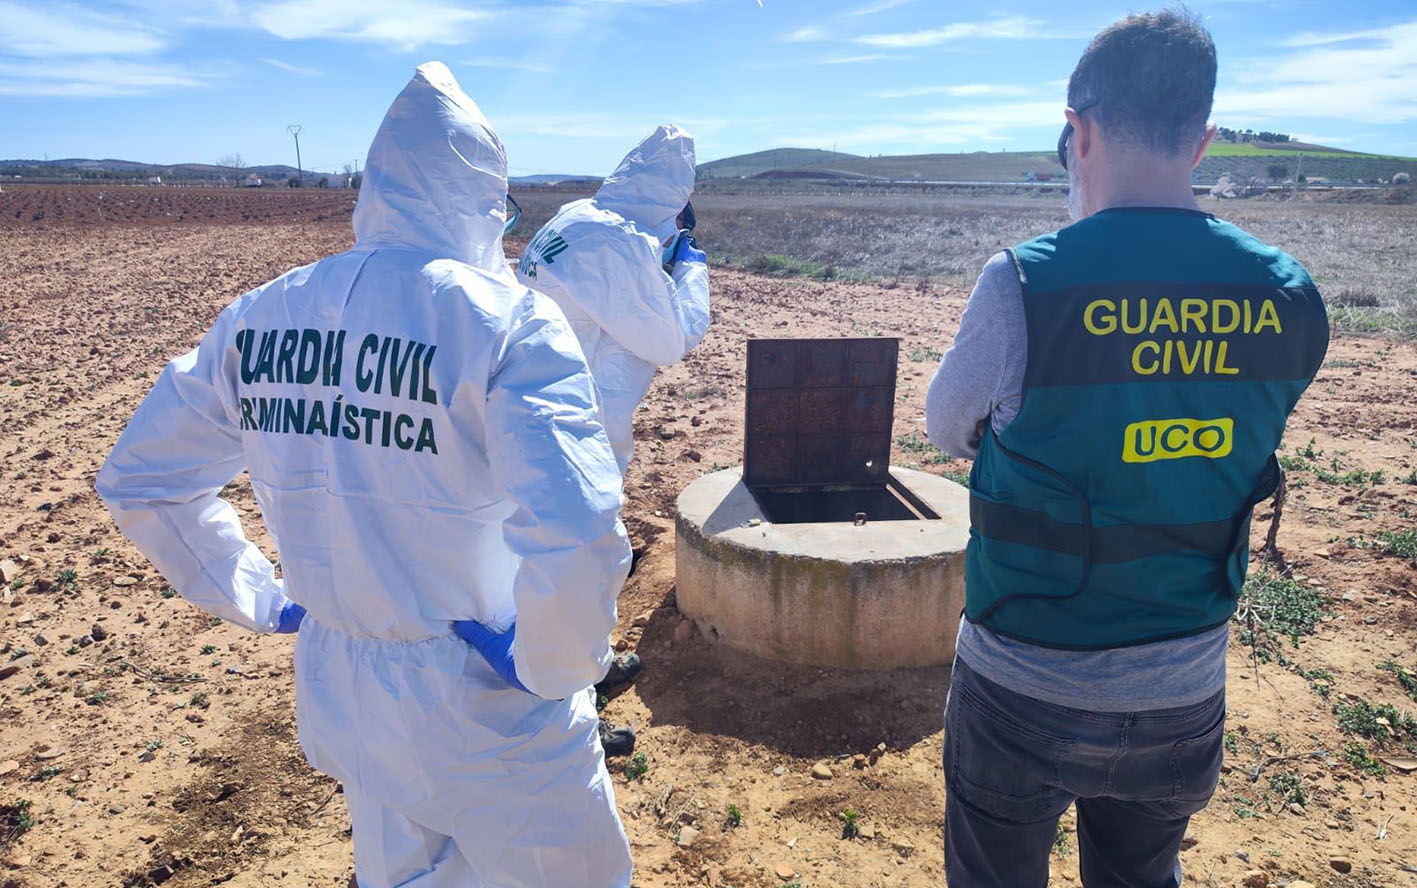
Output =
[{"x1": 1123, "y1": 418, "x2": 1234, "y2": 464}]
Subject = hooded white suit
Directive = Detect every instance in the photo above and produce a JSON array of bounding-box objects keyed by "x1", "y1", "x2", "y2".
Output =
[
  {"x1": 96, "y1": 63, "x2": 633, "y2": 888},
  {"x1": 516, "y1": 125, "x2": 710, "y2": 472}
]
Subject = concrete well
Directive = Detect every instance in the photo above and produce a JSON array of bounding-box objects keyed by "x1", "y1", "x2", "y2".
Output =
[{"x1": 674, "y1": 467, "x2": 969, "y2": 669}]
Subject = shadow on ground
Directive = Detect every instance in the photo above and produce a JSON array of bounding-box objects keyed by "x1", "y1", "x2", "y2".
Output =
[{"x1": 623, "y1": 539, "x2": 950, "y2": 759}]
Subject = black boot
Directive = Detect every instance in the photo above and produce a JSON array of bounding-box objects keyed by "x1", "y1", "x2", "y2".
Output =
[
  {"x1": 599, "y1": 719, "x2": 636, "y2": 758},
  {"x1": 594, "y1": 652, "x2": 642, "y2": 697}
]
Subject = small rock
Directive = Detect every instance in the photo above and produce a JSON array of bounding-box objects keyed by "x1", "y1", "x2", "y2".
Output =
[
  {"x1": 614, "y1": 638, "x2": 628, "y2": 653},
  {"x1": 113, "y1": 576, "x2": 138, "y2": 587},
  {"x1": 772, "y1": 766, "x2": 787, "y2": 777},
  {"x1": 853, "y1": 754, "x2": 868, "y2": 769},
  {"x1": 1180, "y1": 834, "x2": 1198, "y2": 850},
  {"x1": 673, "y1": 618, "x2": 696, "y2": 644},
  {"x1": 1325, "y1": 819, "x2": 1341, "y2": 829},
  {"x1": 1330, "y1": 857, "x2": 1353, "y2": 874},
  {"x1": 108, "y1": 803, "x2": 127, "y2": 815},
  {"x1": 1241, "y1": 870, "x2": 1268, "y2": 888},
  {"x1": 1235, "y1": 850, "x2": 1251, "y2": 863},
  {"x1": 858, "y1": 822, "x2": 875, "y2": 839},
  {"x1": 891, "y1": 839, "x2": 915, "y2": 856},
  {"x1": 1382, "y1": 756, "x2": 1417, "y2": 773},
  {"x1": 0, "y1": 760, "x2": 18, "y2": 776},
  {"x1": 78, "y1": 635, "x2": 93, "y2": 648},
  {"x1": 33, "y1": 633, "x2": 48, "y2": 646},
  {"x1": 774, "y1": 865, "x2": 796, "y2": 881},
  {"x1": 1289, "y1": 803, "x2": 1306, "y2": 816},
  {"x1": 811, "y1": 762, "x2": 833, "y2": 780},
  {"x1": 0, "y1": 665, "x2": 20, "y2": 681},
  {"x1": 1289, "y1": 881, "x2": 1316, "y2": 888},
  {"x1": 676, "y1": 825, "x2": 699, "y2": 847},
  {"x1": 16, "y1": 611, "x2": 35, "y2": 624},
  {"x1": 0, "y1": 558, "x2": 22, "y2": 584},
  {"x1": 631, "y1": 611, "x2": 653, "y2": 628},
  {"x1": 10, "y1": 855, "x2": 31, "y2": 868},
  {"x1": 35, "y1": 746, "x2": 65, "y2": 760},
  {"x1": 90, "y1": 623, "x2": 109, "y2": 641}
]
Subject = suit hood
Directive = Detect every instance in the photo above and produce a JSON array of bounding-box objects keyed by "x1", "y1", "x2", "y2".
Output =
[
  {"x1": 353, "y1": 61, "x2": 509, "y2": 273},
  {"x1": 594, "y1": 124, "x2": 695, "y2": 241}
]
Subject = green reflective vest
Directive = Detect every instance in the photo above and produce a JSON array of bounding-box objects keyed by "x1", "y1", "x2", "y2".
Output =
[{"x1": 965, "y1": 207, "x2": 1329, "y2": 649}]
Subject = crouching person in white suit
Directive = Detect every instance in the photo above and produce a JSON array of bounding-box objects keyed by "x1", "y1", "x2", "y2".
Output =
[{"x1": 96, "y1": 62, "x2": 634, "y2": 888}]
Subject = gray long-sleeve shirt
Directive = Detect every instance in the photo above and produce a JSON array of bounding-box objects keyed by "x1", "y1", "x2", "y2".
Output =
[{"x1": 927, "y1": 251, "x2": 1227, "y2": 712}]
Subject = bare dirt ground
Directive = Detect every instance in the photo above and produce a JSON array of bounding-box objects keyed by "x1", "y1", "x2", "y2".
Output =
[{"x1": 1, "y1": 185, "x2": 1415, "y2": 888}]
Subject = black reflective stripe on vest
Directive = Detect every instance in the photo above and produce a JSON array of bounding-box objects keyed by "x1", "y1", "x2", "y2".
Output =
[
  {"x1": 970, "y1": 453, "x2": 1281, "y2": 568},
  {"x1": 969, "y1": 496, "x2": 1240, "y2": 564}
]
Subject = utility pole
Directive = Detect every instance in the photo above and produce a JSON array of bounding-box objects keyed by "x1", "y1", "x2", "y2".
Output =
[{"x1": 287, "y1": 124, "x2": 304, "y2": 185}]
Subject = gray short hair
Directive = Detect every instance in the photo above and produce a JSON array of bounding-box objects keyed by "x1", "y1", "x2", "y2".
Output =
[{"x1": 1068, "y1": 9, "x2": 1217, "y2": 157}]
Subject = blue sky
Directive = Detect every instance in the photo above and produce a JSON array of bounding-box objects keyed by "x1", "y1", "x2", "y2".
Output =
[{"x1": 2, "y1": 0, "x2": 1415, "y2": 176}]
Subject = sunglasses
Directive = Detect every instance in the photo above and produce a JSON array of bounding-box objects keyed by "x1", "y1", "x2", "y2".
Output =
[{"x1": 1056, "y1": 99, "x2": 1100, "y2": 171}]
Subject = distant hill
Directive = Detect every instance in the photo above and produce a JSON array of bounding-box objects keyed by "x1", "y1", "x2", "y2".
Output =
[
  {"x1": 509, "y1": 173, "x2": 599, "y2": 186},
  {"x1": 696, "y1": 148, "x2": 863, "y2": 179},
  {"x1": 698, "y1": 142, "x2": 1417, "y2": 186},
  {"x1": 0, "y1": 157, "x2": 341, "y2": 183}
]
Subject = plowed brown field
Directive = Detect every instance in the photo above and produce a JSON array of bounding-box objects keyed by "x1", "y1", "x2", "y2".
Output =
[{"x1": 1, "y1": 186, "x2": 1415, "y2": 888}]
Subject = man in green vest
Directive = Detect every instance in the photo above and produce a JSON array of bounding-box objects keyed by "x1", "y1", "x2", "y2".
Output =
[{"x1": 926, "y1": 11, "x2": 1328, "y2": 887}]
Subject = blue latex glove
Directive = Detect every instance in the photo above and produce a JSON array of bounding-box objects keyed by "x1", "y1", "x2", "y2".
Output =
[
  {"x1": 275, "y1": 601, "x2": 306, "y2": 634},
  {"x1": 452, "y1": 620, "x2": 530, "y2": 693},
  {"x1": 671, "y1": 232, "x2": 706, "y2": 267},
  {"x1": 663, "y1": 231, "x2": 705, "y2": 272}
]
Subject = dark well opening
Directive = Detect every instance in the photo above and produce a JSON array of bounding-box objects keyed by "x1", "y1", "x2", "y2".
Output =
[{"x1": 750, "y1": 474, "x2": 941, "y2": 525}]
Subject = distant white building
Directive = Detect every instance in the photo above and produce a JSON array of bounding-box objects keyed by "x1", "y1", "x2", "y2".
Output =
[
  {"x1": 146, "y1": 176, "x2": 162, "y2": 186},
  {"x1": 242, "y1": 174, "x2": 264, "y2": 187}
]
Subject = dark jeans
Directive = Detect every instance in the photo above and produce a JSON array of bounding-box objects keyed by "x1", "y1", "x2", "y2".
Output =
[{"x1": 944, "y1": 658, "x2": 1226, "y2": 888}]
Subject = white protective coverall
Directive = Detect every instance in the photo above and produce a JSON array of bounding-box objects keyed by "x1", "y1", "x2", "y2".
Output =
[
  {"x1": 516, "y1": 125, "x2": 711, "y2": 472},
  {"x1": 96, "y1": 62, "x2": 634, "y2": 888}
]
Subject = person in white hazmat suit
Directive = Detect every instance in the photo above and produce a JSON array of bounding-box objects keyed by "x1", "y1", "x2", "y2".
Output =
[
  {"x1": 514, "y1": 126, "x2": 709, "y2": 755},
  {"x1": 95, "y1": 62, "x2": 635, "y2": 888},
  {"x1": 516, "y1": 124, "x2": 711, "y2": 475}
]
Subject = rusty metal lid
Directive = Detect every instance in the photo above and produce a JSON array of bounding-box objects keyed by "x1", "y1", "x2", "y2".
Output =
[{"x1": 743, "y1": 338, "x2": 899, "y2": 489}]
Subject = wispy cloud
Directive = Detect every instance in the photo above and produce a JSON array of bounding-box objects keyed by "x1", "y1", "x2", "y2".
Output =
[
  {"x1": 461, "y1": 56, "x2": 557, "y2": 74},
  {"x1": 263, "y1": 58, "x2": 321, "y2": 76},
  {"x1": 770, "y1": 100, "x2": 1061, "y2": 148},
  {"x1": 872, "y1": 83, "x2": 1038, "y2": 99},
  {"x1": 248, "y1": 0, "x2": 493, "y2": 49},
  {"x1": 0, "y1": 1, "x2": 166, "y2": 56},
  {"x1": 1216, "y1": 19, "x2": 1417, "y2": 126},
  {"x1": 845, "y1": 0, "x2": 918, "y2": 16},
  {"x1": 857, "y1": 16, "x2": 1063, "y2": 49},
  {"x1": 781, "y1": 24, "x2": 828, "y2": 43},
  {"x1": 819, "y1": 53, "x2": 892, "y2": 65},
  {"x1": 0, "y1": 58, "x2": 212, "y2": 96}
]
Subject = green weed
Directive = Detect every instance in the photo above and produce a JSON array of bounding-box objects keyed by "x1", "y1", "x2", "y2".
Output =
[
  {"x1": 1333, "y1": 696, "x2": 1417, "y2": 741},
  {"x1": 726, "y1": 803, "x2": 743, "y2": 828},
  {"x1": 1342, "y1": 741, "x2": 1388, "y2": 776},
  {"x1": 1378, "y1": 660, "x2": 1417, "y2": 703},
  {"x1": 1235, "y1": 570, "x2": 1328, "y2": 650},
  {"x1": 625, "y1": 751, "x2": 648, "y2": 781},
  {"x1": 3, "y1": 799, "x2": 35, "y2": 835},
  {"x1": 1268, "y1": 772, "x2": 1306, "y2": 807},
  {"x1": 840, "y1": 808, "x2": 861, "y2": 839}
]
